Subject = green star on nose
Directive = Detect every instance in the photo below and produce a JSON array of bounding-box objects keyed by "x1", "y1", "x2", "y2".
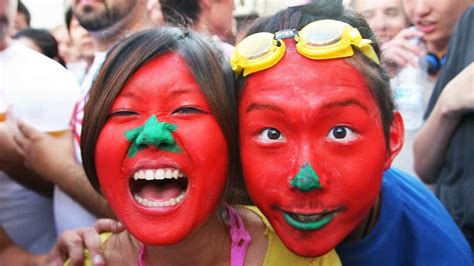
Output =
[
  {"x1": 125, "y1": 115, "x2": 181, "y2": 157},
  {"x1": 290, "y1": 163, "x2": 321, "y2": 192}
]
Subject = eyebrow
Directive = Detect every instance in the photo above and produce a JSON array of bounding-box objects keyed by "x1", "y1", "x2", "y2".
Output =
[
  {"x1": 245, "y1": 103, "x2": 285, "y2": 114},
  {"x1": 168, "y1": 87, "x2": 194, "y2": 97},
  {"x1": 120, "y1": 87, "x2": 194, "y2": 99},
  {"x1": 321, "y1": 98, "x2": 369, "y2": 112}
]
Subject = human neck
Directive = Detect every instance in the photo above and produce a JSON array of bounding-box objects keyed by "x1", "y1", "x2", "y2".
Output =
[
  {"x1": 0, "y1": 37, "x2": 11, "y2": 51},
  {"x1": 193, "y1": 19, "x2": 212, "y2": 37},
  {"x1": 345, "y1": 195, "x2": 381, "y2": 242},
  {"x1": 90, "y1": 8, "x2": 153, "y2": 52},
  {"x1": 143, "y1": 210, "x2": 231, "y2": 266},
  {"x1": 426, "y1": 39, "x2": 448, "y2": 58}
]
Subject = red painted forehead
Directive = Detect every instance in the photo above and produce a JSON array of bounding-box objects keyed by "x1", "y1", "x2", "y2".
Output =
[
  {"x1": 242, "y1": 40, "x2": 379, "y2": 116},
  {"x1": 120, "y1": 52, "x2": 196, "y2": 95}
]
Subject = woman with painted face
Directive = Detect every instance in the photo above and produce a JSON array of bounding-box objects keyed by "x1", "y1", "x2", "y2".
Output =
[
  {"x1": 231, "y1": 0, "x2": 472, "y2": 265},
  {"x1": 75, "y1": 27, "x2": 340, "y2": 265}
]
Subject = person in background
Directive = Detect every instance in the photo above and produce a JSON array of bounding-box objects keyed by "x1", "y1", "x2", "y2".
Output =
[
  {"x1": 8, "y1": 0, "x2": 29, "y2": 36},
  {"x1": 0, "y1": 226, "x2": 52, "y2": 265},
  {"x1": 146, "y1": 0, "x2": 164, "y2": 26},
  {"x1": 0, "y1": 0, "x2": 79, "y2": 254},
  {"x1": 51, "y1": 25, "x2": 75, "y2": 66},
  {"x1": 350, "y1": 0, "x2": 416, "y2": 76},
  {"x1": 234, "y1": 12, "x2": 259, "y2": 43},
  {"x1": 13, "y1": 0, "x2": 154, "y2": 236},
  {"x1": 414, "y1": 5, "x2": 474, "y2": 258},
  {"x1": 351, "y1": 0, "x2": 410, "y2": 45},
  {"x1": 13, "y1": 28, "x2": 65, "y2": 66},
  {"x1": 402, "y1": 0, "x2": 472, "y2": 76},
  {"x1": 63, "y1": 7, "x2": 95, "y2": 83},
  {"x1": 160, "y1": 0, "x2": 235, "y2": 45},
  {"x1": 375, "y1": 0, "x2": 472, "y2": 177}
]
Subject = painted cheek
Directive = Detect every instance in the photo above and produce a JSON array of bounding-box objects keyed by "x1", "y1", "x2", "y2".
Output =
[
  {"x1": 95, "y1": 122, "x2": 134, "y2": 219},
  {"x1": 178, "y1": 118, "x2": 229, "y2": 204}
]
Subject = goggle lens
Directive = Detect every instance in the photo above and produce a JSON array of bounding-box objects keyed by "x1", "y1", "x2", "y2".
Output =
[
  {"x1": 237, "y1": 32, "x2": 275, "y2": 60},
  {"x1": 300, "y1": 20, "x2": 345, "y2": 46}
]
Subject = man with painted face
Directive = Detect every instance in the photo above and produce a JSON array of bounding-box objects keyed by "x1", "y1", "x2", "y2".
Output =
[
  {"x1": 14, "y1": 0, "x2": 154, "y2": 238},
  {"x1": 231, "y1": 1, "x2": 472, "y2": 264}
]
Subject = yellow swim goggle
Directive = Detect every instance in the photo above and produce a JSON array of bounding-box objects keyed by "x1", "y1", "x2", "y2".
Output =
[{"x1": 230, "y1": 19, "x2": 380, "y2": 77}]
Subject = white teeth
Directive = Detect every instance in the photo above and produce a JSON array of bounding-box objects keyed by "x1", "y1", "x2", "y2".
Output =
[
  {"x1": 145, "y1": 170, "x2": 154, "y2": 180},
  {"x1": 172, "y1": 170, "x2": 179, "y2": 179},
  {"x1": 165, "y1": 169, "x2": 173, "y2": 179},
  {"x1": 132, "y1": 168, "x2": 186, "y2": 181},
  {"x1": 134, "y1": 191, "x2": 186, "y2": 207},
  {"x1": 156, "y1": 169, "x2": 165, "y2": 180}
]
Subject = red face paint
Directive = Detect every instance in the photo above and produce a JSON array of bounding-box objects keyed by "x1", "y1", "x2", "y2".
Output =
[
  {"x1": 95, "y1": 53, "x2": 228, "y2": 245},
  {"x1": 239, "y1": 41, "x2": 390, "y2": 256}
]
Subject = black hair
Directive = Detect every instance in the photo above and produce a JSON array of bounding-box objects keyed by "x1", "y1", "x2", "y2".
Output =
[
  {"x1": 17, "y1": 1, "x2": 31, "y2": 26},
  {"x1": 159, "y1": 0, "x2": 201, "y2": 27},
  {"x1": 65, "y1": 7, "x2": 73, "y2": 32},
  {"x1": 13, "y1": 28, "x2": 65, "y2": 66}
]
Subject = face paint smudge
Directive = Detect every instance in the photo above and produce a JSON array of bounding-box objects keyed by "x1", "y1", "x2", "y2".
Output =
[
  {"x1": 290, "y1": 163, "x2": 321, "y2": 192},
  {"x1": 125, "y1": 115, "x2": 181, "y2": 157}
]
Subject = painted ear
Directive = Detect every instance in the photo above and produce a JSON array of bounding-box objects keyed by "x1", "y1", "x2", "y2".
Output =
[{"x1": 384, "y1": 111, "x2": 404, "y2": 169}]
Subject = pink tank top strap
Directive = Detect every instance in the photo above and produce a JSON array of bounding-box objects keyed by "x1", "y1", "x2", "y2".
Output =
[{"x1": 224, "y1": 203, "x2": 252, "y2": 266}]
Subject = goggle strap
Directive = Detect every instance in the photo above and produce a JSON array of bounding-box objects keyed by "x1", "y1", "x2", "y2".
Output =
[{"x1": 275, "y1": 29, "x2": 298, "y2": 40}]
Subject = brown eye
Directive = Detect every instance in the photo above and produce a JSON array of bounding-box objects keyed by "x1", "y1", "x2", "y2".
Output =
[
  {"x1": 258, "y1": 127, "x2": 285, "y2": 143},
  {"x1": 327, "y1": 125, "x2": 357, "y2": 143},
  {"x1": 267, "y1": 128, "x2": 281, "y2": 140}
]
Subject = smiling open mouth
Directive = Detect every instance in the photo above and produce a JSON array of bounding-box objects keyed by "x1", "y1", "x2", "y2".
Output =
[
  {"x1": 282, "y1": 210, "x2": 337, "y2": 231},
  {"x1": 130, "y1": 168, "x2": 188, "y2": 208}
]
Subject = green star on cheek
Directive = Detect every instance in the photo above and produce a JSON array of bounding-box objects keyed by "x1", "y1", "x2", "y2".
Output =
[
  {"x1": 290, "y1": 163, "x2": 321, "y2": 192},
  {"x1": 124, "y1": 115, "x2": 181, "y2": 157}
]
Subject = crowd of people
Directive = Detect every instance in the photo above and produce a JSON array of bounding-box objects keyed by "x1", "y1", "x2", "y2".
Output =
[{"x1": 0, "y1": 0, "x2": 472, "y2": 265}]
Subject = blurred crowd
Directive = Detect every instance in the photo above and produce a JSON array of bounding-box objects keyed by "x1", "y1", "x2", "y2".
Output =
[{"x1": 0, "y1": 0, "x2": 472, "y2": 264}]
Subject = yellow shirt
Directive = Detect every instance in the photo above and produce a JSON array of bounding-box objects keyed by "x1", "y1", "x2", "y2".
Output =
[
  {"x1": 66, "y1": 208, "x2": 341, "y2": 266},
  {"x1": 245, "y1": 206, "x2": 341, "y2": 266}
]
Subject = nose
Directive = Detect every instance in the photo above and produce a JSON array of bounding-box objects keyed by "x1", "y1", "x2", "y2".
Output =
[
  {"x1": 289, "y1": 163, "x2": 322, "y2": 192},
  {"x1": 413, "y1": 0, "x2": 431, "y2": 18},
  {"x1": 125, "y1": 115, "x2": 181, "y2": 157}
]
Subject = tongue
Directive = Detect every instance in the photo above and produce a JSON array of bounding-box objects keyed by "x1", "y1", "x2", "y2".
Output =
[{"x1": 140, "y1": 182, "x2": 182, "y2": 201}]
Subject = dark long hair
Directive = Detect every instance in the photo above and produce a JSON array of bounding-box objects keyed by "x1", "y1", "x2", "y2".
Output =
[
  {"x1": 81, "y1": 27, "x2": 241, "y2": 203},
  {"x1": 239, "y1": 0, "x2": 394, "y2": 145}
]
